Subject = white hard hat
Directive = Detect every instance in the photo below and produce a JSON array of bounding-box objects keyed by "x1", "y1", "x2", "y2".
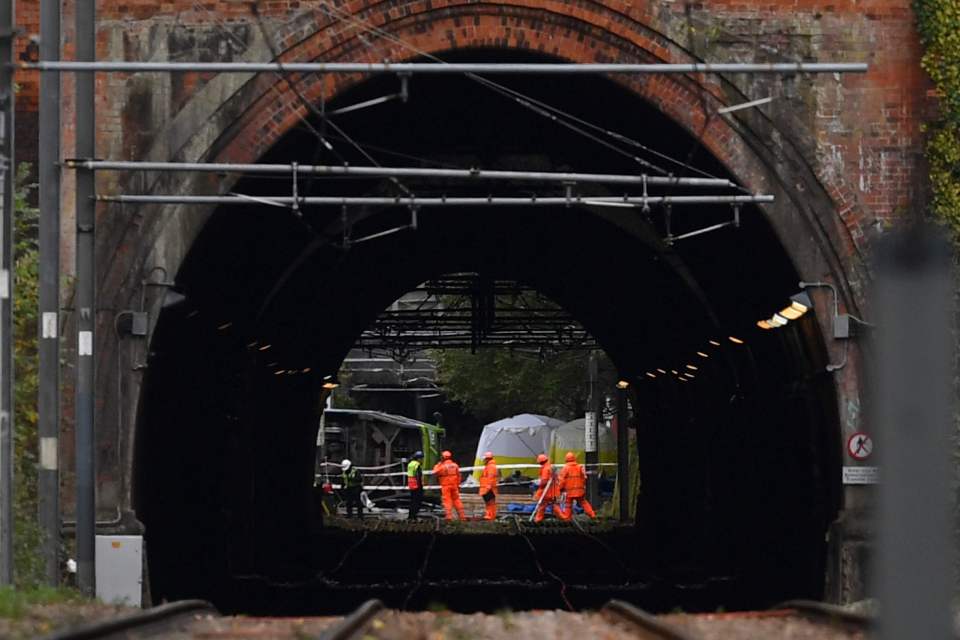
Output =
[{"x1": 341, "y1": 459, "x2": 352, "y2": 469}]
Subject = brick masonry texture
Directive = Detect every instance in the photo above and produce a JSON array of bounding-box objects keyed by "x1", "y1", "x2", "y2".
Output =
[
  {"x1": 14, "y1": 0, "x2": 927, "y2": 249},
  {"x1": 10, "y1": 0, "x2": 926, "y2": 521}
]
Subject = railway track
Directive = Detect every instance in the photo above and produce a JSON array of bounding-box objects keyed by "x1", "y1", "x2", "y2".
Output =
[
  {"x1": 311, "y1": 597, "x2": 872, "y2": 640},
  {"x1": 38, "y1": 600, "x2": 218, "y2": 640},
  {"x1": 33, "y1": 592, "x2": 871, "y2": 639}
]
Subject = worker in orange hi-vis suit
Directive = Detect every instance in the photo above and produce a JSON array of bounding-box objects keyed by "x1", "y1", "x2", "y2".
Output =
[
  {"x1": 432, "y1": 450, "x2": 465, "y2": 521},
  {"x1": 557, "y1": 451, "x2": 596, "y2": 520},
  {"x1": 533, "y1": 453, "x2": 564, "y2": 522},
  {"x1": 478, "y1": 451, "x2": 499, "y2": 520}
]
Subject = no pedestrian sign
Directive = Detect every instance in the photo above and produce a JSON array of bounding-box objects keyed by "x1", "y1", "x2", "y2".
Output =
[{"x1": 847, "y1": 432, "x2": 873, "y2": 461}]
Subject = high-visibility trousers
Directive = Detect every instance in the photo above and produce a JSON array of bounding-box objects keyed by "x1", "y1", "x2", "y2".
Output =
[
  {"x1": 481, "y1": 491, "x2": 497, "y2": 520},
  {"x1": 441, "y1": 485, "x2": 465, "y2": 520},
  {"x1": 533, "y1": 488, "x2": 564, "y2": 522},
  {"x1": 558, "y1": 495, "x2": 596, "y2": 520}
]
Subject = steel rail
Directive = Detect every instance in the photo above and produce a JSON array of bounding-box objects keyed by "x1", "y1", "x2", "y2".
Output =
[
  {"x1": 315, "y1": 599, "x2": 385, "y2": 640},
  {"x1": 38, "y1": 599, "x2": 218, "y2": 640},
  {"x1": 23, "y1": 61, "x2": 869, "y2": 74},
  {"x1": 774, "y1": 599, "x2": 874, "y2": 630},
  {"x1": 97, "y1": 194, "x2": 774, "y2": 206},
  {"x1": 602, "y1": 600, "x2": 700, "y2": 640},
  {"x1": 66, "y1": 160, "x2": 734, "y2": 188}
]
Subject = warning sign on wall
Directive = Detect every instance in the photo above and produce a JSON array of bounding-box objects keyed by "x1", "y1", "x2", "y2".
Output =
[
  {"x1": 843, "y1": 466, "x2": 879, "y2": 485},
  {"x1": 584, "y1": 411, "x2": 598, "y2": 453},
  {"x1": 847, "y1": 432, "x2": 873, "y2": 461}
]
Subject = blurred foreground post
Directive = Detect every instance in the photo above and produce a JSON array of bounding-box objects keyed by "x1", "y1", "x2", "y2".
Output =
[{"x1": 874, "y1": 225, "x2": 954, "y2": 640}]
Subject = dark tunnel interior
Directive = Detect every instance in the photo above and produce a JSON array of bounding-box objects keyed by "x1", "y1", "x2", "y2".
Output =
[{"x1": 133, "y1": 49, "x2": 842, "y2": 614}]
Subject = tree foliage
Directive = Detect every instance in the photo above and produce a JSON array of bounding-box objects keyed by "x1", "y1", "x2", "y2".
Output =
[
  {"x1": 915, "y1": 0, "x2": 960, "y2": 234},
  {"x1": 432, "y1": 348, "x2": 613, "y2": 425},
  {"x1": 12, "y1": 164, "x2": 44, "y2": 587}
]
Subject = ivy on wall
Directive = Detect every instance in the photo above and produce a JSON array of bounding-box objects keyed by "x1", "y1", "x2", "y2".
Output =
[{"x1": 915, "y1": 0, "x2": 960, "y2": 234}]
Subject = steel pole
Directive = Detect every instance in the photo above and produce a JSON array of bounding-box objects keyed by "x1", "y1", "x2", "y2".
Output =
[
  {"x1": 38, "y1": 0, "x2": 62, "y2": 586},
  {"x1": 75, "y1": 0, "x2": 96, "y2": 597},
  {"x1": 95, "y1": 194, "x2": 775, "y2": 207},
  {"x1": 585, "y1": 352, "x2": 600, "y2": 506},
  {"x1": 615, "y1": 385, "x2": 629, "y2": 523},
  {"x1": 65, "y1": 160, "x2": 735, "y2": 188},
  {"x1": 23, "y1": 61, "x2": 870, "y2": 74},
  {"x1": 874, "y1": 227, "x2": 954, "y2": 640},
  {"x1": 0, "y1": 0, "x2": 15, "y2": 587}
]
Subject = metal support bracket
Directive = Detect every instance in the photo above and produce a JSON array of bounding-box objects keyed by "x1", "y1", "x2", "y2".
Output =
[{"x1": 290, "y1": 161, "x2": 300, "y2": 216}]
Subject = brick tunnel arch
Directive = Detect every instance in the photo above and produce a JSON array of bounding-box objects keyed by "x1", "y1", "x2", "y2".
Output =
[
  {"x1": 124, "y1": 41, "x2": 852, "y2": 612},
  {"x1": 82, "y1": 0, "x2": 879, "y2": 614}
]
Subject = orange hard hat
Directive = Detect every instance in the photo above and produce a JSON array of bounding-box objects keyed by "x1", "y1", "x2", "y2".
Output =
[
  {"x1": 537, "y1": 454, "x2": 548, "y2": 464},
  {"x1": 565, "y1": 452, "x2": 576, "y2": 462},
  {"x1": 483, "y1": 451, "x2": 494, "y2": 460},
  {"x1": 441, "y1": 450, "x2": 453, "y2": 460}
]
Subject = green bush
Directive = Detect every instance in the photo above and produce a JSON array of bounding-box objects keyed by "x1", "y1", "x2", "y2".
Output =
[
  {"x1": 12, "y1": 164, "x2": 44, "y2": 588},
  {"x1": 915, "y1": 0, "x2": 960, "y2": 235}
]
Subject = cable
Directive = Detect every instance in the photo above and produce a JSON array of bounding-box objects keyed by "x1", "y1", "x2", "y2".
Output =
[
  {"x1": 402, "y1": 516, "x2": 440, "y2": 609},
  {"x1": 315, "y1": 0, "x2": 726, "y2": 182},
  {"x1": 326, "y1": 518, "x2": 383, "y2": 577},
  {"x1": 511, "y1": 515, "x2": 574, "y2": 611},
  {"x1": 251, "y1": 3, "x2": 416, "y2": 199}
]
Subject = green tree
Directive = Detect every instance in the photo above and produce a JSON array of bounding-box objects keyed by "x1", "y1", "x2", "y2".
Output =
[
  {"x1": 12, "y1": 164, "x2": 43, "y2": 587},
  {"x1": 915, "y1": 0, "x2": 960, "y2": 235},
  {"x1": 432, "y1": 348, "x2": 613, "y2": 425}
]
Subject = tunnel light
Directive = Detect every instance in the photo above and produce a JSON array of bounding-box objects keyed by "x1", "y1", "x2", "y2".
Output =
[
  {"x1": 686, "y1": 364, "x2": 698, "y2": 371},
  {"x1": 780, "y1": 291, "x2": 813, "y2": 320},
  {"x1": 696, "y1": 351, "x2": 709, "y2": 358},
  {"x1": 682, "y1": 373, "x2": 695, "y2": 379},
  {"x1": 247, "y1": 341, "x2": 259, "y2": 349},
  {"x1": 678, "y1": 378, "x2": 688, "y2": 383},
  {"x1": 778, "y1": 306, "x2": 804, "y2": 321},
  {"x1": 258, "y1": 344, "x2": 272, "y2": 351},
  {"x1": 770, "y1": 313, "x2": 788, "y2": 327},
  {"x1": 708, "y1": 340, "x2": 721, "y2": 347},
  {"x1": 671, "y1": 369, "x2": 679, "y2": 375},
  {"x1": 302, "y1": 367, "x2": 312, "y2": 373},
  {"x1": 644, "y1": 373, "x2": 656, "y2": 380},
  {"x1": 728, "y1": 336, "x2": 744, "y2": 344},
  {"x1": 757, "y1": 319, "x2": 774, "y2": 330},
  {"x1": 619, "y1": 379, "x2": 633, "y2": 387},
  {"x1": 267, "y1": 362, "x2": 279, "y2": 367},
  {"x1": 217, "y1": 321, "x2": 232, "y2": 331},
  {"x1": 274, "y1": 369, "x2": 286, "y2": 375},
  {"x1": 322, "y1": 375, "x2": 340, "y2": 390},
  {"x1": 656, "y1": 368, "x2": 667, "y2": 374}
]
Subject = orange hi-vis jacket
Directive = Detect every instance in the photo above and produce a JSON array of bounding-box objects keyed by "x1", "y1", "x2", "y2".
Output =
[
  {"x1": 558, "y1": 461, "x2": 587, "y2": 497},
  {"x1": 538, "y1": 461, "x2": 560, "y2": 499},
  {"x1": 433, "y1": 460, "x2": 462, "y2": 488},
  {"x1": 480, "y1": 460, "x2": 498, "y2": 496}
]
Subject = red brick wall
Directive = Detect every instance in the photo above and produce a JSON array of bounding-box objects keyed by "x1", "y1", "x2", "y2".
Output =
[
  {"x1": 14, "y1": 0, "x2": 40, "y2": 174},
  {"x1": 13, "y1": 0, "x2": 928, "y2": 245}
]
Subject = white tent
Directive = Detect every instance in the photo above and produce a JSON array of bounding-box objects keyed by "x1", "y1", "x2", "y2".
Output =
[
  {"x1": 471, "y1": 414, "x2": 564, "y2": 481},
  {"x1": 548, "y1": 418, "x2": 616, "y2": 469}
]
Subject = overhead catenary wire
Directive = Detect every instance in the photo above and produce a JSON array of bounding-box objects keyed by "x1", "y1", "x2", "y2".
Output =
[
  {"x1": 312, "y1": 0, "x2": 863, "y2": 184},
  {"x1": 96, "y1": 194, "x2": 775, "y2": 206},
  {"x1": 67, "y1": 160, "x2": 737, "y2": 188},
  {"x1": 23, "y1": 61, "x2": 870, "y2": 74},
  {"x1": 248, "y1": 2, "x2": 415, "y2": 199}
]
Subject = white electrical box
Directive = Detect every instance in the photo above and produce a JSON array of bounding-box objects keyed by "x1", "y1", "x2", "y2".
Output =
[{"x1": 95, "y1": 535, "x2": 143, "y2": 606}]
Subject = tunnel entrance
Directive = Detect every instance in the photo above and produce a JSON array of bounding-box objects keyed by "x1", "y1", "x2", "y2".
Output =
[{"x1": 133, "y1": 49, "x2": 842, "y2": 615}]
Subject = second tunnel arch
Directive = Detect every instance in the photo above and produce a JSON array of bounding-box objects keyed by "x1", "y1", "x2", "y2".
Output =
[{"x1": 130, "y1": 46, "x2": 846, "y2": 611}]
